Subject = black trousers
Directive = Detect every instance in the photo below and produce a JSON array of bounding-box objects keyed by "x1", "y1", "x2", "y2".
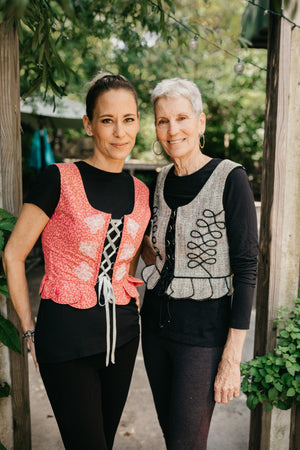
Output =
[
  {"x1": 142, "y1": 329, "x2": 223, "y2": 450},
  {"x1": 39, "y1": 337, "x2": 139, "y2": 450}
]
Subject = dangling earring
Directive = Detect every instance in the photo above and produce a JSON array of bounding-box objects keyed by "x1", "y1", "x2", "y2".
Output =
[
  {"x1": 152, "y1": 140, "x2": 164, "y2": 156},
  {"x1": 199, "y1": 134, "x2": 205, "y2": 150}
]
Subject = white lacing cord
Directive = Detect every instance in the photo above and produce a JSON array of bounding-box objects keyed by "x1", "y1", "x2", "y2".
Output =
[{"x1": 98, "y1": 273, "x2": 117, "y2": 366}]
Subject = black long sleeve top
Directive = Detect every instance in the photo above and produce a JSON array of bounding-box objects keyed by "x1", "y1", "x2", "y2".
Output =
[
  {"x1": 141, "y1": 158, "x2": 258, "y2": 347},
  {"x1": 26, "y1": 161, "x2": 140, "y2": 363}
]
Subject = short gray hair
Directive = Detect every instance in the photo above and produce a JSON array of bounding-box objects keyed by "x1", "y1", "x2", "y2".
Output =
[{"x1": 151, "y1": 78, "x2": 203, "y2": 117}]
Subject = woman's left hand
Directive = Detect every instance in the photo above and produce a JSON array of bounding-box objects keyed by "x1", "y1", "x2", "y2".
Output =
[
  {"x1": 214, "y1": 328, "x2": 247, "y2": 404},
  {"x1": 214, "y1": 358, "x2": 240, "y2": 404}
]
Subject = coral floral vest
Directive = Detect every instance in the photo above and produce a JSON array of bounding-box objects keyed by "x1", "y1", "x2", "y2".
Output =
[{"x1": 39, "y1": 163, "x2": 150, "y2": 308}]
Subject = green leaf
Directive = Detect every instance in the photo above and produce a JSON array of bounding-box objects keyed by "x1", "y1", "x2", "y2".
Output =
[
  {"x1": 268, "y1": 387, "x2": 279, "y2": 402},
  {"x1": 265, "y1": 402, "x2": 273, "y2": 412},
  {"x1": 288, "y1": 343, "x2": 296, "y2": 353},
  {"x1": 287, "y1": 387, "x2": 296, "y2": 397},
  {"x1": 0, "y1": 440, "x2": 7, "y2": 449},
  {"x1": 0, "y1": 382, "x2": 10, "y2": 398},
  {"x1": 0, "y1": 231, "x2": 4, "y2": 250},
  {"x1": 0, "y1": 220, "x2": 15, "y2": 232},
  {"x1": 275, "y1": 357, "x2": 284, "y2": 366},
  {"x1": 241, "y1": 378, "x2": 250, "y2": 392},
  {"x1": 246, "y1": 393, "x2": 260, "y2": 410},
  {"x1": 262, "y1": 380, "x2": 270, "y2": 389},
  {"x1": 22, "y1": 75, "x2": 43, "y2": 99},
  {"x1": 287, "y1": 366, "x2": 296, "y2": 376},
  {"x1": 249, "y1": 367, "x2": 259, "y2": 377},
  {"x1": 0, "y1": 285, "x2": 9, "y2": 297},
  {"x1": 279, "y1": 330, "x2": 289, "y2": 338},
  {"x1": 274, "y1": 382, "x2": 283, "y2": 392},
  {"x1": 278, "y1": 340, "x2": 289, "y2": 348},
  {"x1": 281, "y1": 372, "x2": 290, "y2": 383},
  {"x1": 254, "y1": 375, "x2": 262, "y2": 383},
  {"x1": 277, "y1": 400, "x2": 292, "y2": 410},
  {"x1": 0, "y1": 209, "x2": 16, "y2": 221},
  {"x1": 0, "y1": 314, "x2": 21, "y2": 354},
  {"x1": 265, "y1": 374, "x2": 273, "y2": 383}
]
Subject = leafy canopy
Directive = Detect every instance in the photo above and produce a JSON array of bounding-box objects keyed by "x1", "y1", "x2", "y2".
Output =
[
  {"x1": 0, "y1": 0, "x2": 177, "y2": 99},
  {"x1": 1, "y1": 0, "x2": 267, "y2": 196}
]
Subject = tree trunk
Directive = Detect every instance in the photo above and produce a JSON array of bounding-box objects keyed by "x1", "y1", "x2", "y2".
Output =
[{"x1": 0, "y1": 22, "x2": 31, "y2": 449}]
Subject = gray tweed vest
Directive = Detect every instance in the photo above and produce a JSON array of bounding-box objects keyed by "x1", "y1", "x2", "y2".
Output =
[{"x1": 142, "y1": 159, "x2": 241, "y2": 300}]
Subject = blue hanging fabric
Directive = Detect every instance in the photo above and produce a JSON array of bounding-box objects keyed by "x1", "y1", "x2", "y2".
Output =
[
  {"x1": 42, "y1": 129, "x2": 55, "y2": 167},
  {"x1": 29, "y1": 129, "x2": 55, "y2": 171},
  {"x1": 28, "y1": 130, "x2": 42, "y2": 171}
]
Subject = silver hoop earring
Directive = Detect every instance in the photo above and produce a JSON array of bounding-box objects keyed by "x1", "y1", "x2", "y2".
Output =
[
  {"x1": 152, "y1": 140, "x2": 164, "y2": 156},
  {"x1": 199, "y1": 134, "x2": 205, "y2": 150}
]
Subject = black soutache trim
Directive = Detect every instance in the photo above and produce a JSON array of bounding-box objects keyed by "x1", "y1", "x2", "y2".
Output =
[{"x1": 187, "y1": 209, "x2": 225, "y2": 275}]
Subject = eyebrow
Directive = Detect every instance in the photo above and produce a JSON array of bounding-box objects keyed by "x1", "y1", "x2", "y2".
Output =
[
  {"x1": 157, "y1": 112, "x2": 191, "y2": 118},
  {"x1": 96, "y1": 112, "x2": 137, "y2": 118}
]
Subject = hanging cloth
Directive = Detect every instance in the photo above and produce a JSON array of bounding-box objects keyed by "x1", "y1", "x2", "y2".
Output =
[{"x1": 29, "y1": 129, "x2": 55, "y2": 171}]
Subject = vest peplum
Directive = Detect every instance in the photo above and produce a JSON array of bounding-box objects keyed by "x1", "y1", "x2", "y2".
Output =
[{"x1": 39, "y1": 163, "x2": 150, "y2": 308}]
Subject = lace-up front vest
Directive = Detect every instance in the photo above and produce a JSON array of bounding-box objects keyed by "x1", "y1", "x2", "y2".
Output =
[
  {"x1": 39, "y1": 163, "x2": 150, "y2": 308},
  {"x1": 143, "y1": 160, "x2": 241, "y2": 300}
]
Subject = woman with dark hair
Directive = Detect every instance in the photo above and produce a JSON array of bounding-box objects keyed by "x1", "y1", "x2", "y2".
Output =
[
  {"x1": 3, "y1": 73, "x2": 150, "y2": 450},
  {"x1": 141, "y1": 77, "x2": 258, "y2": 449}
]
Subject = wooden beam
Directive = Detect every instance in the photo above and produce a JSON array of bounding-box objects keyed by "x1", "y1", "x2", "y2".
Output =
[
  {"x1": 249, "y1": 1, "x2": 300, "y2": 449},
  {"x1": 0, "y1": 22, "x2": 31, "y2": 449}
]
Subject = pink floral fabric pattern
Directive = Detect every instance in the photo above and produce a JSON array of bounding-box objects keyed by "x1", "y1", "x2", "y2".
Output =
[
  {"x1": 39, "y1": 163, "x2": 150, "y2": 308},
  {"x1": 84, "y1": 214, "x2": 106, "y2": 234},
  {"x1": 79, "y1": 241, "x2": 99, "y2": 258},
  {"x1": 74, "y1": 261, "x2": 94, "y2": 281}
]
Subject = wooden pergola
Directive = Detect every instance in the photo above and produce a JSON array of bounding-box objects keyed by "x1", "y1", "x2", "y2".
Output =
[
  {"x1": 0, "y1": 1, "x2": 299, "y2": 448},
  {"x1": 250, "y1": 2, "x2": 300, "y2": 448}
]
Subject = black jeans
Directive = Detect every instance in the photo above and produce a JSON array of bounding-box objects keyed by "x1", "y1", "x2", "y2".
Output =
[
  {"x1": 39, "y1": 337, "x2": 139, "y2": 450},
  {"x1": 142, "y1": 329, "x2": 223, "y2": 450}
]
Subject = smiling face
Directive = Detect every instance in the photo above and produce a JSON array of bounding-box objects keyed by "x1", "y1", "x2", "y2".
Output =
[
  {"x1": 155, "y1": 95, "x2": 206, "y2": 162},
  {"x1": 83, "y1": 88, "x2": 140, "y2": 170}
]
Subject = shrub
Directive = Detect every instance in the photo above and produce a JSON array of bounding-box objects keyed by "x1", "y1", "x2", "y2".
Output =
[{"x1": 241, "y1": 298, "x2": 300, "y2": 411}]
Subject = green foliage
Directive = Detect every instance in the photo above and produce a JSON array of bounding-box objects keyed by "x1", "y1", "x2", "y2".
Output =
[
  {"x1": 241, "y1": 298, "x2": 300, "y2": 411},
  {"x1": 0, "y1": 0, "x2": 175, "y2": 100},
  {"x1": 0, "y1": 314, "x2": 22, "y2": 354},
  {"x1": 0, "y1": 208, "x2": 21, "y2": 402},
  {"x1": 2, "y1": 0, "x2": 267, "y2": 196},
  {"x1": 0, "y1": 382, "x2": 10, "y2": 398},
  {"x1": 109, "y1": 0, "x2": 266, "y2": 197}
]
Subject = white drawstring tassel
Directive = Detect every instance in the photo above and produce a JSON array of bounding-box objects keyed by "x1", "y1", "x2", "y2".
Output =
[
  {"x1": 111, "y1": 299, "x2": 117, "y2": 364},
  {"x1": 98, "y1": 273, "x2": 116, "y2": 366}
]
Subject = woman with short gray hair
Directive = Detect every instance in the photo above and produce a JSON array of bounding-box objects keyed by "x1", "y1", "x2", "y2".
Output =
[{"x1": 141, "y1": 77, "x2": 258, "y2": 449}]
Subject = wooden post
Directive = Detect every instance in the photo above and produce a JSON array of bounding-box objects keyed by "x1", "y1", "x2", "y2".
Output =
[
  {"x1": 249, "y1": 2, "x2": 300, "y2": 449},
  {"x1": 0, "y1": 22, "x2": 31, "y2": 449}
]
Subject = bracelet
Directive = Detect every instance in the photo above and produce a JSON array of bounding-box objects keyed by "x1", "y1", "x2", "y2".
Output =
[{"x1": 22, "y1": 330, "x2": 35, "y2": 341}]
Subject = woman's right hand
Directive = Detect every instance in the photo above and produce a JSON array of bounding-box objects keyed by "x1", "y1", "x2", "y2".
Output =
[{"x1": 141, "y1": 235, "x2": 156, "y2": 266}]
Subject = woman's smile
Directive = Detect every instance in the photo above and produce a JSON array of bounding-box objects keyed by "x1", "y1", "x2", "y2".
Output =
[{"x1": 168, "y1": 138, "x2": 185, "y2": 144}]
